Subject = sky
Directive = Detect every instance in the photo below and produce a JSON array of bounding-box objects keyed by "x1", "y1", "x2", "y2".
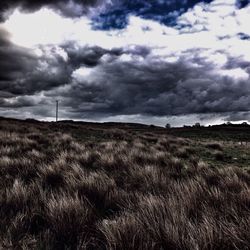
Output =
[{"x1": 0, "y1": 0, "x2": 250, "y2": 127}]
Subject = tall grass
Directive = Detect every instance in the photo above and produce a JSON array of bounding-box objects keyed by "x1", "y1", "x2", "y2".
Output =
[{"x1": 0, "y1": 119, "x2": 249, "y2": 249}]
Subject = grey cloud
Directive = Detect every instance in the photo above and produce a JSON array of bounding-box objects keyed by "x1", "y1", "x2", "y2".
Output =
[
  {"x1": 0, "y1": 28, "x2": 38, "y2": 94},
  {"x1": 0, "y1": 33, "x2": 129, "y2": 110},
  {"x1": 43, "y1": 49, "x2": 250, "y2": 121},
  {"x1": 63, "y1": 43, "x2": 121, "y2": 67},
  {"x1": 0, "y1": 0, "x2": 107, "y2": 21},
  {"x1": 1, "y1": 24, "x2": 250, "y2": 124},
  {"x1": 0, "y1": 96, "x2": 38, "y2": 108},
  {"x1": 63, "y1": 43, "x2": 150, "y2": 68},
  {"x1": 0, "y1": 28, "x2": 109, "y2": 97},
  {"x1": 226, "y1": 111, "x2": 250, "y2": 122},
  {"x1": 0, "y1": 42, "x2": 71, "y2": 96},
  {"x1": 224, "y1": 56, "x2": 250, "y2": 72}
]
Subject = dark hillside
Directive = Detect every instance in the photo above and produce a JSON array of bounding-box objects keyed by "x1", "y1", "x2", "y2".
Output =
[{"x1": 0, "y1": 117, "x2": 249, "y2": 249}]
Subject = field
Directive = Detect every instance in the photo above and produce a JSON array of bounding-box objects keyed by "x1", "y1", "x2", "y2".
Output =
[
  {"x1": 167, "y1": 125, "x2": 250, "y2": 169},
  {"x1": 0, "y1": 118, "x2": 250, "y2": 249}
]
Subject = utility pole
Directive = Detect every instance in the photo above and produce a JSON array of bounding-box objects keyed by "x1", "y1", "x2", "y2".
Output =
[{"x1": 56, "y1": 100, "x2": 59, "y2": 122}]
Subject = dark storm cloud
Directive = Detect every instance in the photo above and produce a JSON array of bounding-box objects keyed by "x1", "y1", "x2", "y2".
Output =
[
  {"x1": 2, "y1": 39, "x2": 249, "y2": 121},
  {"x1": 226, "y1": 111, "x2": 250, "y2": 121},
  {"x1": 0, "y1": 95, "x2": 37, "y2": 108},
  {"x1": 0, "y1": 26, "x2": 119, "y2": 110},
  {"x1": 0, "y1": 0, "x2": 106, "y2": 21},
  {"x1": 1, "y1": 39, "x2": 250, "y2": 121},
  {"x1": 63, "y1": 43, "x2": 148, "y2": 67},
  {"x1": 0, "y1": 21, "x2": 120, "y2": 97},
  {"x1": 0, "y1": 31, "x2": 126, "y2": 108},
  {"x1": 224, "y1": 57, "x2": 250, "y2": 73},
  {"x1": 63, "y1": 43, "x2": 123, "y2": 67},
  {"x1": 0, "y1": 35, "x2": 72, "y2": 96},
  {"x1": 0, "y1": 28, "x2": 38, "y2": 94},
  {"x1": 44, "y1": 52, "x2": 250, "y2": 120}
]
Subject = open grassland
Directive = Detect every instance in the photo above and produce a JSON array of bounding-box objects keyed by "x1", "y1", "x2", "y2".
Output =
[
  {"x1": 167, "y1": 125, "x2": 250, "y2": 169},
  {"x1": 167, "y1": 125, "x2": 250, "y2": 142},
  {"x1": 0, "y1": 118, "x2": 250, "y2": 249}
]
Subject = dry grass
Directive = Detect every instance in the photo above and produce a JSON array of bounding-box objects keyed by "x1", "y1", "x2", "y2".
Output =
[{"x1": 0, "y1": 119, "x2": 249, "y2": 249}]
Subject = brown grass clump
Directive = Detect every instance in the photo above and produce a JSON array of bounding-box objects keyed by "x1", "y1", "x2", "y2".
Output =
[{"x1": 0, "y1": 119, "x2": 249, "y2": 249}]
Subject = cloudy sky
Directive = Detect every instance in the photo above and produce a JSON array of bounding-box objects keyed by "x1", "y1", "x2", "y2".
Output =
[{"x1": 0, "y1": 0, "x2": 250, "y2": 126}]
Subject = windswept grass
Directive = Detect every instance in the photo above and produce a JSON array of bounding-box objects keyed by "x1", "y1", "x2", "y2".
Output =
[{"x1": 0, "y1": 119, "x2": 249, "y2": 249}]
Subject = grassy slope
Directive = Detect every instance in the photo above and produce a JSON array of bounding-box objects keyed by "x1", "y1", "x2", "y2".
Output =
[
  {"x1": 0, "y1": 118, "x2": 249, "y2": 249},
  {"x1": 167, "y1": 126, "x2": 250, "y2": 169}
]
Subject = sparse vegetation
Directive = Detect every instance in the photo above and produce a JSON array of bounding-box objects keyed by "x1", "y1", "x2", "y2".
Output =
[{"x1": 0, "y1": 118, "x2": 249, "y2": 249}]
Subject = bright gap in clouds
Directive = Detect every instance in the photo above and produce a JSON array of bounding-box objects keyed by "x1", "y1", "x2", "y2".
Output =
[
  {"x1": 3, "y1": 8, "x2": 109, "y2": 48},
  {"x1": 73, "y1": 67, "x2": 93, "y2": 80},
  {"x1": 3, "y1": 9, "x2": 75, "y2": 47},
  {"x1": 3, "y1": 7, "x2": 180, "y2": 49}
]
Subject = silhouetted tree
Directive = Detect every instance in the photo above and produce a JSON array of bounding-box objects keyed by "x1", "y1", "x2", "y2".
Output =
[{"x1": 165, "y1": 123, "x2": 171, "y2": 129}]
